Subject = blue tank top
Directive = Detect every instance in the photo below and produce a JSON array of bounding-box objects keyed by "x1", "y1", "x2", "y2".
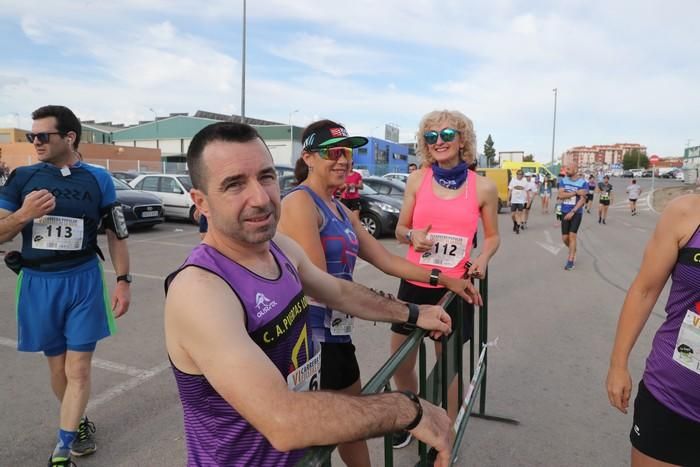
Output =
[
  {"x1": 290, "y1": 185, "x2": 359, "y2": 344},
  {"x1": 0, "y1": 162, "x2": 116, "y2": 271},
  {"x1": 165, "y1": 242, "x2": 312, "y2": 466}
]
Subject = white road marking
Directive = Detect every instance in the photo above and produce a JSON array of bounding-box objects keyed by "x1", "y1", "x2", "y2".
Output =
[
  {"x1": 536, "y1": 241, "x2": 562, "y2": 255},
  {"x1": 87, "y1": 361, "x2": 171, "y2": 412},
  {"x1": 137, "y1": 240, "x2": 197, "y2": 248},
  {"x1": 103, "y1": 269, "x2": 166, "y2": 281},
  {"x1": 129, "y1": 229, "x2": 197, "y2": 244},
  {"x1": 544, "y1": 230, "x2": 554, "y2": 245},
  {"x1": 0, "y1": 336, "x2": 150, "y2": 377}
]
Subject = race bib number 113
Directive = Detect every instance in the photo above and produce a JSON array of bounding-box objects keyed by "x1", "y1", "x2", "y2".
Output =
[{"x1": 32, "y1": 216, "x2": 84, "y2": 251}]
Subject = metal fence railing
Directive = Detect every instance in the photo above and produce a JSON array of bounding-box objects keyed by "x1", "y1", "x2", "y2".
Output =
[{"x1": 297, "y1": 272, "x2": 517, "y2": 467}]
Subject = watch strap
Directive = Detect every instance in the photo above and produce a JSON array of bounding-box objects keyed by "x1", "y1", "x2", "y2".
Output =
[
  {"x1": 399, "y1": 390, "x2": 423, "y2": 431},
  {"x1": 116, "y1": 274, "x2": 131, "y2": 283},
  {"x1": 405, "y1": 302, "x2": 419, "y2": 329},
  {"x1": 429, "y1": 268, "x2": 441, "y2": 286}
]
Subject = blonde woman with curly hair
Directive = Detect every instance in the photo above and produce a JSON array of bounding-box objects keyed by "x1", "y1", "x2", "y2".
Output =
[{"x1": 390, "y1": 110, "x2": 501, "y2": 449}]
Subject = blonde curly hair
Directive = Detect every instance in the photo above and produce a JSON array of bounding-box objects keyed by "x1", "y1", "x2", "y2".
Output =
[{"x1": 416, "y1": 110, "x2": 476, "y2": 167}]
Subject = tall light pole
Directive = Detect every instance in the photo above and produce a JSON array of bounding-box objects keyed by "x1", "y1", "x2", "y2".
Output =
[
  {"x1": 550, "y1": 88, "x2": 558, "y2": 168},
  {"x1": 289, "y1": 109, "x2": 299, "y2": 162},
  {"x1": 240, "y1": 0, "x2": 247, "y2": 122}
]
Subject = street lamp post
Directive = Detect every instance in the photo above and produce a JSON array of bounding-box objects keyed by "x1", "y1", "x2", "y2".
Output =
[
  {"x1": 240, "y1": 0, "x2": 247, "y2": 122},
  {"x1": 149, "y1": 108, "x2": 163, "y2": 172},
  {"x1": 550, "y1": 88, "x2": 557, "y2": 168},
  {"x1": 289, "y1": 109, "x2": 299, "y2": 162}
]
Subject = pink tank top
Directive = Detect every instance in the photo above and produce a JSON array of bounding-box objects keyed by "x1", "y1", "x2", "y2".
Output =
[{"x1": 406, "y1": 168, "x2": 480, "y2": 287}]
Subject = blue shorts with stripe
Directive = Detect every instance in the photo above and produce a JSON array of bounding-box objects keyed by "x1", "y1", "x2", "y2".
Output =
[{"x1": 16, "y1": 258, "x2": 116, "y2": 356}]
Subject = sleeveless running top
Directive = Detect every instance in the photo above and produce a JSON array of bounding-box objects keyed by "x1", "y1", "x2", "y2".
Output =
[
  {"x1": 643, "y1": 224, "x2": 700, "y2": 422},
  {"x1": 165, "y1": 242, "x2": 311, "y2": 466},
  {"x1": 289, "y1": 185, "x2": 359, "y2": 344},
  {"x1": 406, "y1": 169, "x2": 479, "y2": 287},
  {"x1": 0, "y1": 162, "x2": 116, "y2": 271}
]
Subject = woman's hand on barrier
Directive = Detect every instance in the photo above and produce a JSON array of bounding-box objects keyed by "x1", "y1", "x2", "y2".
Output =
[
  {"x1": 410, "y1": 399, "x2": 454, "y2": 467},
  {"x1": 411, "y1": 224, "x2": 434, "y2": 252},
  {"x1": 417, "y1": 305, "x2": 452, "y2": 339},
  {"x1": 441, "y1": 275, "x2": 482, "y2": 306},
  {"x1": 606, "y1": 365, "x2": 632, "y2": 414}
]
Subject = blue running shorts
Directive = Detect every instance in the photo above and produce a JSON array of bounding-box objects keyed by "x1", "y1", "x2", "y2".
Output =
[{"x1": 16, "y1": 259, "x2": 116, "y2": 356}]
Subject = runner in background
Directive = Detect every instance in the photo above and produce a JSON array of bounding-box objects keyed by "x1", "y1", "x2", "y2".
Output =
[
  {"x1": 540, "y1": 174, "x2": 553, "y2": 214},
  {"x1": 508, "y1": 170, "x2": 528, "y2": 234},
  {"x1": 522, "y1": 173, "x2": 537, "y2": 229},
  {"x1": 557, "y1": 163, "x2": 587, "y2": 270},
  {"x1": 585, "y1": 174, "x2": 596, "y2": 213},
  {"x1": 606, "y1": 193, "x2": 700, "y2": 467},
  {"x1": 626, "y1": 179, "x2": 642, "y2": 216},
  {"x1": 340, "y1": 160, "x2": 362, "y2": 219},
  {"x1": 597, "y1": 176, "x2": 613, "y2": 225}
]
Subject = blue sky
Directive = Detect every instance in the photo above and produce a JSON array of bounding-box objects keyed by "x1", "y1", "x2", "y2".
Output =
[{"x1": 1, "y1": 0, "x2": 698, "y2": 161}]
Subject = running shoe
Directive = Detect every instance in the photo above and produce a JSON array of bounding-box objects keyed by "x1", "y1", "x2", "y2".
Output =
[
  {"x1": 48, "y1": 456, "x2": 76, "y2": 467},
  {"x1": 564, "y1": 260, "x2": 575, "y2": 270},
  {"x1": 71, "y1": 417, "x2": 96, "y2": 457},
  {"x1": 392, "y1": 431, "x2": 412, "y2": 449},
  {"x1": 602, "y1": 219, "x2": 606, "y2": 224}
]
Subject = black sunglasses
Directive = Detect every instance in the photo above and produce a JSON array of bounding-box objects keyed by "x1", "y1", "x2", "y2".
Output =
[{"x1": 26, "y1": 132, "x2": 64, "y2": 144}]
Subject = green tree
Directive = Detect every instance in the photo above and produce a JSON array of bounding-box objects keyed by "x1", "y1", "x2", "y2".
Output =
[
  {"x1": 523, "y1": 154, "x2": 535, "y2": 162},
  {"x1": 622, "y1": 149, "x2": 649, "y2": 169},
  {"x1": 484, "y1": 134, "x2": 496, "y2": 168}
]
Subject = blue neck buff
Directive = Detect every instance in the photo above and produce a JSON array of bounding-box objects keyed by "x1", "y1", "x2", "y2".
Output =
[{"x1": 432, "y1": 161, "x2": 468, "y2": 190}]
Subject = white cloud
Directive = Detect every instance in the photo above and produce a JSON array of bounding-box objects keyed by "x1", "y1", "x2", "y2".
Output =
[{"x1": 1, "y1": 0, "x2": 698, "y2": 159}]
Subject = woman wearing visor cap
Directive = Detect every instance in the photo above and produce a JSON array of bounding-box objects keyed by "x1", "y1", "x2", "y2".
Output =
[{"x1": 279, "y1": 119, "x2": 480, "y2": 466}]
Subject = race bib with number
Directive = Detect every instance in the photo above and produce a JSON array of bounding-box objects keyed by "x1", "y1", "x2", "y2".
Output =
[
  {"x1": 287, "y1": 349, "x2": 321, "y2": 392},
  {"x1": 600, "y1": 192, "x2": 610, "y2": 201},
  {"x1": 330, "y1": 309, "x2": 353, "y2": 336},
  {"x1": 32, "y1": 216, "x2": 84, "y2": 251},
  {"x1": 562, "y1": 196, "x2": 577, "y2": 206},
  {"x1": 672, "y1": 309, "x2": 700, "y2": 375},
  {"x1": 419, "y1": 233, "x2": 467, "y2": 268}
]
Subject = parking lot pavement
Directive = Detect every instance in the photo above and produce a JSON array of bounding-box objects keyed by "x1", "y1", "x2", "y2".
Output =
[{"x1": 0, "y1": 194, "x2": 670, "y2": 465}]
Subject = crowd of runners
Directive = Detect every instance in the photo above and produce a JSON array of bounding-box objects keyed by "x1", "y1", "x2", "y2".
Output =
[{"x1": 0, "y1": 105, "x2": 697, "y2": 467}]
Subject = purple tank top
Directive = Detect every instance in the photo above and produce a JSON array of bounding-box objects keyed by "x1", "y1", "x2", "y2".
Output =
[
  {"x1": 166, "y1": 242, "x2": 311, "y2": 466},
  {"x1": 643, "y1": 224, "x2": 700, "y2": 422}
]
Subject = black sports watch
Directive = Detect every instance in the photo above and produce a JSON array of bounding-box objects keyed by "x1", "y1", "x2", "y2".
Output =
[
  {"x1": 405, "y1": 302, "x2": 419, "y2": 329},
  {"x1": 429, "y1": 268, "x2": 441, "y2": 286},
  {"x1": 116, "y1": 274, "x2": 132, "y2": 284}
]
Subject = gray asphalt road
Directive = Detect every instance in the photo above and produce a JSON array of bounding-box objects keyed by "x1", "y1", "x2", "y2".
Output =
[{"x1": 0, "y1": 177, "x2": 682, "y2": 466}]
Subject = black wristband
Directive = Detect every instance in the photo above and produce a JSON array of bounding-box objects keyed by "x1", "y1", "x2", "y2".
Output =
[
  {"x1": 429, "y1": 268, "x2": 441, "y2": 286},
  {"x1": 405, "y1": 302, "x2": 419, "y2": 329},
  {"x1": 399, "y1": 390, "x2": 423, "y2": 431}
]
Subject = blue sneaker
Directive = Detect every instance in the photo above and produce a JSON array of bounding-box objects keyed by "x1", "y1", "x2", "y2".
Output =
[{"x1": 564, "y1": 260, "x2": 575, "y2": 270}]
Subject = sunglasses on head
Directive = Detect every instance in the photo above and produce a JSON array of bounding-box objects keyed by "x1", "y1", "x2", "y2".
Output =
[
  {"x1": 26, "y1": 132, "x2": 64, "y2": 144},
  {"x1": 423, "y1": 128, "x2": 460, "y2": 145},
  {"x1": 313, "y1": 146, "x2": 353, "y2": 161}
]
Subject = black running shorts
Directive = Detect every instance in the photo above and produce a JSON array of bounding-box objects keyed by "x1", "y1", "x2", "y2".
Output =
[
  {"x1": 630, "y1": 380, "x2": 700, "y2": 466},
  {"x1": 586, "y1": 193, "x2": 594, "y2": 201},
  {"x1": 510, "y1": 203, "x2": 525, "y2": 212},
  {"x1": 391, "y1": 280, "x2": 473, "y2": 344},
  {"x1": 340, "y1": 198, "x2": 361, "y2": 211},
  {"x1": 561, "y1": 211, "x2": 582, "y2": 235},
  {"x1": 319, "y1": 342, "x2": 360, "y2": 391},
  {"x1": 600, "y1": 199, "x2": 610, "y2": 206}
]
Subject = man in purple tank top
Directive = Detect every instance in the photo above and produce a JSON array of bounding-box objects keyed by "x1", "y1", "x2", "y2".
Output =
[
  {"x1": 607, "y1": 193, "x2": 700, "y2": 466},
  {"x1": 164, "y1": 122, "x2": 462, "y2": 467}
]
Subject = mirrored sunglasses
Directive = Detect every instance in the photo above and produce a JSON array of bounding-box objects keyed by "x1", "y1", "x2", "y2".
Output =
[
  {"x1": 317, "y1": 147, "x2": 353, "y2": 161},
  {"x1": 423, "y1": 128, "x2": 460, "y2": 145},
  {"x1": 26, "y1": 132, "x2": 63, "y2": 144}
]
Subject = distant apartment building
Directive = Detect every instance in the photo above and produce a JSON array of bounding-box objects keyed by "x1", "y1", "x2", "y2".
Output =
[{"x1": 562, "y1": 143, "x2": 647, "y2": 168}]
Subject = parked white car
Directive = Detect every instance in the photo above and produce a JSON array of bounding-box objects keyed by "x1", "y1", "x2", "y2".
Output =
[
  {"x1": 129, "y1": 174, "x2": 196, "y2": 222},
  {"x1": 630, "y1": 169, "x2": 644, "y2": 177},
  {"x1": 382, "y1": 172, "x2": 409, "y2": 184}
]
